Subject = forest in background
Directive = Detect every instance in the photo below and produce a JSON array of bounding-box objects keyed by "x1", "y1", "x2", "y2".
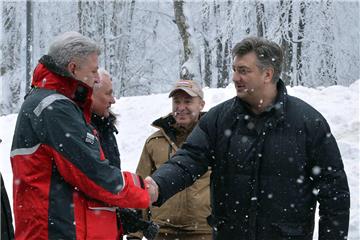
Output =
[{"x1": 0, "y1": 0, "x2": 359, "y2": 115}]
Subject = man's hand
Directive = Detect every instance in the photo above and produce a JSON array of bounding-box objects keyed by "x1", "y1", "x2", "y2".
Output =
[{"x1": 144, "y1": 177, "x2": 159, "y2": 204}]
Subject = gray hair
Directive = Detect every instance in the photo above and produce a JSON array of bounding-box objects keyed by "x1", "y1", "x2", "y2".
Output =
[
  {"x1": 48, "y1": 31, "x2": 101, "y2": 73},
  {"x1": 98, "y1": 68, "x2": 111, "y2": 80},
  {"x1": 232, "y1": 37, "x2": 283, "y2": 83},
  {"x1": 94, "y1": 68, "x2": 111, "y2": 89}
]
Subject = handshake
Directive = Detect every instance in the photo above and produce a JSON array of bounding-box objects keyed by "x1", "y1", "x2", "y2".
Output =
[{"x1": 144, "y1": 177, "x2": 159, "y2": 204}]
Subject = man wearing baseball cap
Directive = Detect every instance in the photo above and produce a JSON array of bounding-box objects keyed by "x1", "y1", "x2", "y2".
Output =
[{"x1": 133, "y1": 79, "x2": 212, "y2": 240}]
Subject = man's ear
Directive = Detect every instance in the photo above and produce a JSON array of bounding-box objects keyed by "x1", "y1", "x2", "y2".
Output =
[
  {"x1": 264, "y1": 68, "x2": 274, "y2": 83},
  {"x1": 67, "y1": 62, "x2": 76, "y2": 77},
  {"x1": 200, "y1": 99, "x2": 205, "y2": 110}
]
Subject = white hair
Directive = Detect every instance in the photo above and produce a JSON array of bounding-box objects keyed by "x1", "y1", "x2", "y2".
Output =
[
  {"x1": 94, "y1": 68, "x2": 111, "y2": 89},
  {"x1": 98, "y1": 68, "x2": 110, "y2": 79}
]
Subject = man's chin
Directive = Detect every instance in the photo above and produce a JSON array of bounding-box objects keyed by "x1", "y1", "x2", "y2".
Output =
[
  {"x1": 175, "y1": 118, "x2": 189, "y2": 125},
  {"x1": 103, "y1": 111, "x2": 110, "y2": 118},
  {"x1": 236, "y1": 91, "x2": 246, "y2": 98}
]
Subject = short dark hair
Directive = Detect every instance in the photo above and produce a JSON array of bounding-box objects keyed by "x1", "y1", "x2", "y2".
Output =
[{"x1": 232, "y1": 37, "x2": 283, "y2": 82}]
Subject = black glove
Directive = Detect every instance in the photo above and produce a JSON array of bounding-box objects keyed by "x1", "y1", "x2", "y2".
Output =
[
  {"x1": 142, "y1": 220, "x2": 160, "y2": 240},
  {"x1": 118, "y1": 208, "x2": 159, "y2": 240},
  {"x1": 126, "y1": 237, "x2": 141, "y2": 240}
]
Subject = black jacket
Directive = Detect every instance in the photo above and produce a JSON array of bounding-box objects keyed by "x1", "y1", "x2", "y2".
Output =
[
  {"x1": 152, "y1": 80, "x2": 350, "y2": 240},
  {"x1": 91, "y1": 113, "x2": 121, "y2": 169},
  {"x1": 1, "y1": 173, "x2": 14, "y2": 240}
]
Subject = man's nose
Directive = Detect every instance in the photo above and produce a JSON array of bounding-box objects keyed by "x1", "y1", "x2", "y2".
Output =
[
  {"x1": 110, "y1": 96, "x2": 115, "y2": 104},
  {"x1": 177, "y1": 103, "x2": 186, "y2": 111},
  {"x1": 232, "y1": 72, "x2": 241, "y2": 82},
  {"x1": 94, "y1": 73, "x2": 100, "y2": 84}
]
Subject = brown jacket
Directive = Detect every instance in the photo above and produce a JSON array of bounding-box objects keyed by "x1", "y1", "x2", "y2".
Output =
[{"x1": 136, "y1": 114, "x2": 211, "y2": 234}]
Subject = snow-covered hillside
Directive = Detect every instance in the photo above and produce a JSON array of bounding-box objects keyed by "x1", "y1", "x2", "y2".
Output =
[{"x1": 0, "y1": 81, "x2": 359, "y2": 239}]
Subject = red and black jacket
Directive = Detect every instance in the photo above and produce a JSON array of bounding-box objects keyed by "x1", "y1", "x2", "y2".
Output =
[{"x1": 10, "y1": 56, "x2": 149, "y2": 240}]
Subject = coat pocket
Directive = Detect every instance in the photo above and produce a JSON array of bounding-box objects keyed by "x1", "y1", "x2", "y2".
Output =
[
  {"x1": 271, "y1": 222, "x2": 311, "y2": 237},
  {"x1": 85, "y1": 200, "x2": 119, "y2": 239}
]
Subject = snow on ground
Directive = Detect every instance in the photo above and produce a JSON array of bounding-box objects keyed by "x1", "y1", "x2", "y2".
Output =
[{"x1": 1, "y1": 81, "x2": 359, "y2": 239}]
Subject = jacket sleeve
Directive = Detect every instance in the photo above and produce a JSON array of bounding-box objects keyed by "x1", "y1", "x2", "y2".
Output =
[
  {"x1": 127, "y1": 136, "x2": 159, "y2": 239},
  {"x1": 151, "y1": 111, "x2": 213, "y2": 206},
  {"x1": 136, "y1": 140, "x2": 156, "y2": 223},
  {"x1": 33, "y1": 98, "x2": 149, "y2": 209},
  {"x1": 308, "y1": 118, "x2": 350, "y2": 240}
]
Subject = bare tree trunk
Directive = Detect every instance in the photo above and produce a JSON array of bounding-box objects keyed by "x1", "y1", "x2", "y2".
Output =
[
  {"x1": 119, "y1": 0, "x2": 136, "y2": 96},
  {"x1": 256, "y1": 0, "x2": 266, "y2": 37},
  {"x1": 279, "y1": 0, "x2": 293, "y2": 86},
  {"x1": 108, "y1": 1, "x2": 123, "y2": 96},
  {"x1": 322, "y1": 0, "x2": 337, "y2": 85},
  {"x1": 77, "y1": 1, "x2": 83, "y2": 34},
  {"x1": 26, "y1": 0, "x2": 33, "y2": 91},
  {"x1": 201, "y1": 1, "x2": 212, "y2": 87},
  {"x1": 213, "y1": 1, "x2": 223, "y2": 87},
  {"x1": 173, "y1": 0, "x2": 200, "y2": 81},
  {"x1": 295, "y1": 1, "x2": 306, "y2": 85},
  {"x1": 220, "y1": 39, "x2": 230, "y2": 87},
  {"x1": 173, "y1": 0, "x2": 191, "y2": 64},
  {"x1": 220, "y1": 0, "x2": 233, "y2": 88},
  {"x1": 99, "y1": 0, "x2": 107, "y2": 69},
  {"x1": 215, "y1": 35, "x2": 223, "y2": 87}
]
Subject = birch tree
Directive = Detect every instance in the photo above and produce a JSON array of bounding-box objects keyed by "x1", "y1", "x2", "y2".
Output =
[
  {"x1": 173, "y1": 0, "x2": 201, "y2": 81},
  {"x1": 201, "y1": 1, "x2": 212, "y2": 87}
]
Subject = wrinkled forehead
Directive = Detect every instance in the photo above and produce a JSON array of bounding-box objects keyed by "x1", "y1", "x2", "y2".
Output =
[{"x1": 94, "y1": 74, "x2": 112, "y2": 90}]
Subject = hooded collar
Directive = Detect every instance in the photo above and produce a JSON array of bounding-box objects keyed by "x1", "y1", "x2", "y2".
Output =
[
  {"x1": 151, "y1": 113, "x2": 206, "y2": 144},
  {"x1": 152, "y1": 114, "x2": 177, "y2": 143},
  {"x1": 31, "y1": 55, "x2": 93, "y2": 123}
]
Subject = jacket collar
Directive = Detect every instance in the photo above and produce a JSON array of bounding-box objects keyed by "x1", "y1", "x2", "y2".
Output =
[
  {"x1": 232, "y1": 79, "x2": 287, "y2": 129},
  {"x1": 32, "y1": 55, "x2": 93, "y2": 123},
  {"x1": 152, "y1": 114, "x2": 177, "y2": 143},
  {"x1": 272, "y1": 79, "x2": 287, "y2": 123},
  {"x1": 151, "y1": 112, "x2": 206, "y2": 145},
  {"x1": 91, "y1": 113, "x2": 118, "y2": 134},
  {"x1": 233, "y1": 79, "x2": 287, "y2": 121}
]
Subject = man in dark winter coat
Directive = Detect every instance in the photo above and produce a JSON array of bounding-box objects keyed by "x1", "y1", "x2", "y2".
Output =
[
  {"x1": 91, "y1": 69, "x2": 159, "y2": 240},
  {"x1": 145, "y1": 37, "x2": 350, "y2": 240},
  {"x1": 10, "y1": 32, "x2": 150, "y2": 240},
  {"x1": 91, "y1": 69, "x2": 119, "y2": 168}
]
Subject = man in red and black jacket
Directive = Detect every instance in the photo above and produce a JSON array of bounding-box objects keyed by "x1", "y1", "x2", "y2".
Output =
[{"x1": 10, "y1": 31, "x2": 150, "y2": 240}]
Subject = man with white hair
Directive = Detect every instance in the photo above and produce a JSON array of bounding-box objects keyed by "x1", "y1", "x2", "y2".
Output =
[
  {"x1": 10, "y1": 32, "x2": 150, "y2": 240},
  {"x1": 91, "y1": 69, "x2": 160, "y2": 239},
  {"x1": 91, "y1": 69, "x2": 119, "y2": 168}
]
